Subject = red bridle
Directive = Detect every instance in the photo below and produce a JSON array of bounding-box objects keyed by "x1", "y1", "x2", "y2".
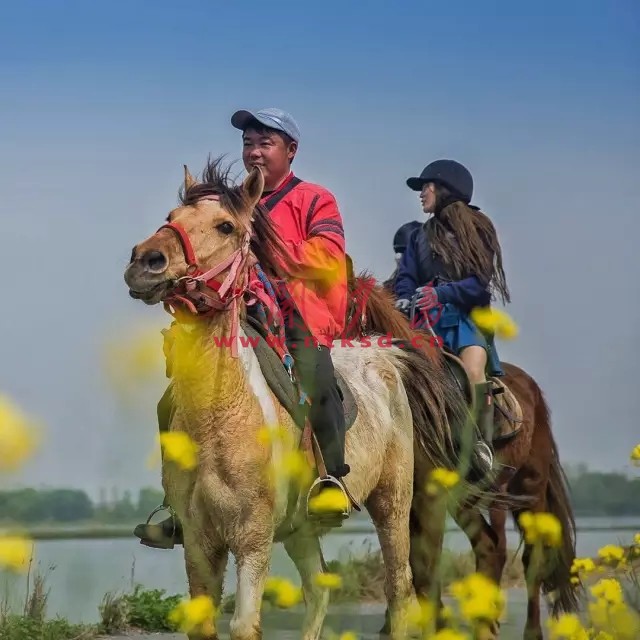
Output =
[{"x1": 156, "y1": 196, "x2": 254, "y2": 357}]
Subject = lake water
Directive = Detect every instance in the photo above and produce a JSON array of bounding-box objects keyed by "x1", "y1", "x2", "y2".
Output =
[{"x1": 2, "y1": 516, "x2": 638, "y2": 624}]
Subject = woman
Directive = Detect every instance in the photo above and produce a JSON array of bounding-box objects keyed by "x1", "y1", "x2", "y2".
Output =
[{"x1": 393, "y1": 159, "x2": 512, "y2": 482}]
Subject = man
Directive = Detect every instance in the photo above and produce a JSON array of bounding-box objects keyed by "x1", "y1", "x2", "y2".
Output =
[
  {"x1": 233, "y1": 108, "x2": 352, "y2": 524},
  {"x1": 382, "y1": 221, "x2": 422, "y2": 291},
  {"x1": 133, "y1": 108, "x2": 351, "y2": 549}
]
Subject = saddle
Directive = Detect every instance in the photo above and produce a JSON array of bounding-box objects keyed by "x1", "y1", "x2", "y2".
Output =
[
  {"x1": 240, "y1": 315, "x2": 359, "y2": 432},
  {"x1": 440, "y1": 350, "x2": 523, "y2": 446}
]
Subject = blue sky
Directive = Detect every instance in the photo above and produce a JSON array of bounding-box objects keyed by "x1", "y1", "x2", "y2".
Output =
[{"x1": 0, "y1": 0, "x2": 638, "y2": 496}]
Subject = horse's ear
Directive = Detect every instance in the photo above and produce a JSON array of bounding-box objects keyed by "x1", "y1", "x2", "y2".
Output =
[
  {"x1": 183, "y1": 165, "x2": 196, "y2": 190},
  {"x1": 242, "y1": 166, "x2": 264, "y2": 209}
]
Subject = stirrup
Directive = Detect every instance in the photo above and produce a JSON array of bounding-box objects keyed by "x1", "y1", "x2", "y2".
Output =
[
  {"x1": 306, "y1": 476, "x2": 351, "y2": 525},
  {"x1": 474, "y1": 441, "x2": 494, "y2": 469},
  {"x1": 135, "y1": 504, "x2": 180, "y2": 549},
  {"x1": 146, "y1": 503, "x2": 177, "y2": 527}
]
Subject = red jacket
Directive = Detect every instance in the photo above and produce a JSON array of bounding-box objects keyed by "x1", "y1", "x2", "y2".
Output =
[{"x1": 260, "y1": 172, "x2": 347, "y2": 348}]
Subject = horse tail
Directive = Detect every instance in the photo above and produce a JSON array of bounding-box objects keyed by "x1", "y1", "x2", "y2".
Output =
[{"x1": 533, "y1": 386, "x2": 580, "y2": 614}]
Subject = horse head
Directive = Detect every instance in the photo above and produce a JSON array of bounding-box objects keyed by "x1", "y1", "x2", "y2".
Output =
[{"x1": 124, "y1": 157, "x2": 290, "y2": 320}]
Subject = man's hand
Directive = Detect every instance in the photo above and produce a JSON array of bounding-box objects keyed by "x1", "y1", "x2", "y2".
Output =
[{"x1": 395, "y1": 298, "x2": 411, "y2": 314}]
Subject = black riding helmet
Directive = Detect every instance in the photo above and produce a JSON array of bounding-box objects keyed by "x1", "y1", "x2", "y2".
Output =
[
  {"x1": 406, "y1": 159, "x2": 473, "y2": 204},
  {"x1": 393, "y1": 221, "x2": 422, "y2": 253}
]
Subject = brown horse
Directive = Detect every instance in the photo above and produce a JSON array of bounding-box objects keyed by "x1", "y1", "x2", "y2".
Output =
[
  {"x1": 123, "y1": 158, "x2": 483, "y2": 640},
  {"x1": 342, "y1": 272, "x2": 579, "y2": 639}
]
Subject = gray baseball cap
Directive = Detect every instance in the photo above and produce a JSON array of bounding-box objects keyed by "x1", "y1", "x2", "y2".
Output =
[{"x1": 231, "y1": 107, "x2": 301, "y2": 143}]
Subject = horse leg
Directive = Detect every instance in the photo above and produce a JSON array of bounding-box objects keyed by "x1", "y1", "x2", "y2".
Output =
[
  {"x1": 452, "y1": 502, "x2": 503, "y2": 639},
  {"x1": 403, "y1": 486, "x2": 448, "y2": 634},
  {"x1": 229, "y1": 537, "x2": 272, "y2": 640},
  {"x1": 489, "y1": 505, "x2": 509, "y2": 586},
  {"x1": 366, "y1": 465, "x2": 414, "y2": 640},
  {"x1": 282, "y1": 527, "x2": 330, "y2": 640},
  {"x1": 183, "y1": 531, "x2": 228, "y2": 640}
]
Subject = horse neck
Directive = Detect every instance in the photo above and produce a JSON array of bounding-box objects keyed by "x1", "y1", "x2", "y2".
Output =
[{"x1": 169, "y1": 311, "x2": 252, "y2": 442}]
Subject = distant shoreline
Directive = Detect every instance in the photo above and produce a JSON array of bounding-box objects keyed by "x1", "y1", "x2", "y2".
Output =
[{"x1": 3, "y1": 519, "x2": 640, "y2": 541}]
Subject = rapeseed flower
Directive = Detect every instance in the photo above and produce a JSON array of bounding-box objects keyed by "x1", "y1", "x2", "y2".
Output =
[
  {"x1": 308, "y1": 487, "x2": 349, "y2": 514},
  {"x1": 314, "y1": 572, "x2": 343, "y2": 590},
  {"x1": 263, "y1": 576, "x2": 303, "y2": 608},
  {"x1": 470, "y1": 307, "x2": 519, "y2": 340},
  {"x1": 0, "y1": 535, "x2": 34, "y2": 573},
  {"x1": 426, "y1": 468, "x2": 460, "y2": 495},
  {"x1": 546, "y1": 613, "x2": 589, "y2": 639},
  {"x1": 159, "y1": 431, "x2": 199, "y2": 470},
  {"x1": 0, "y1": 394, "x2": 41, "y2": 472},
  {"x1": 597, "y1": 544, "x2": 625, "y2": 567},
  {"x1": 449, "y1": 572, "x2": 505, "y2": 625},
  {"x1": 168, "y1": 594, "x2": 217, "y2": 636},
  {"x1": 518, "y1": 511, "x2": 562, "y2": 547}
]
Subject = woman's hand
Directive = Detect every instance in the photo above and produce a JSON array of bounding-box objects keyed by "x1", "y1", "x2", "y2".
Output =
[{"x1": 414, "y1": 286, "x2": 439, "y2": 310}]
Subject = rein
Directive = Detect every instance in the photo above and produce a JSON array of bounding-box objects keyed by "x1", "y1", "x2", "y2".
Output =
[{"x1": 157, "y1": 195, "x2": 288, "y2": 362}]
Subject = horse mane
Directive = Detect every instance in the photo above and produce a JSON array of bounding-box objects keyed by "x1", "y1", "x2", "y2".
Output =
[{"x1": 179, "y1": 155, "x2": 294, "y2": 281}]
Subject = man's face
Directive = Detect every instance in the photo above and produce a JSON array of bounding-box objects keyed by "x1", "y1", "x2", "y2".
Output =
[{"x1": 242, "y1": 127, "x2": 297, "y2": 191}]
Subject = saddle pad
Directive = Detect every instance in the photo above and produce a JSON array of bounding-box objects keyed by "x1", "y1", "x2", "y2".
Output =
[
  {"x1": 440, "y1": 350, "x2": 523, "y2": 444},
  {"x1": 241, "y1": 317, "x2": 358, "y2": 431},
  {"x1": 490, "y1": 376, "x2": 524, "y2": 443}
]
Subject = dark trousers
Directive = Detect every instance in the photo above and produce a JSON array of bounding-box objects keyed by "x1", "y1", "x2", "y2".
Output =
[{"x1": 284, "y1": 309, "x2": 348, "y2": 479}]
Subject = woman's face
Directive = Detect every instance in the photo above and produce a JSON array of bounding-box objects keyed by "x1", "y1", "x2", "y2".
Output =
[{"x1": 420, "y1": 182, "x2": 437, "y2": 214}]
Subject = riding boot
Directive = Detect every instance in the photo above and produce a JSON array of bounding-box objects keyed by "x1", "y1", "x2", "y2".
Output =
[
  {"x1": 302, "y1": 350, "x2": 357, "y2": 527},
  {"x1": 133, "y1": 384, "x2": 184, "y2": 549},
  {"x1": 467, "y1": 381, "x2": 515, "y2": 486}
]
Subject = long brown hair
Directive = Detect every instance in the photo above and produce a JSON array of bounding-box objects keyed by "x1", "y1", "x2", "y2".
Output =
[{"x1": 428, "y1": 186, "x2": 511, "y2": 305}]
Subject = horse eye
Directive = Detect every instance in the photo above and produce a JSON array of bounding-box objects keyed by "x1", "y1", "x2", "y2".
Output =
[{"x1": 217, "y1": 222, "x2": 234, "y2": 235}]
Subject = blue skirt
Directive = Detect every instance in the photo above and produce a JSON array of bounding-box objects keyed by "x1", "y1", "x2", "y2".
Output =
[{"x1": 420, "y1": 303, "x2": 505, "y2": 377}]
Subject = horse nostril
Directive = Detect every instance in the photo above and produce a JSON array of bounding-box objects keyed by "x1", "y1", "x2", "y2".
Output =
[{"x1": 141, "y1": 250, "x2": 168, "y2": 273}]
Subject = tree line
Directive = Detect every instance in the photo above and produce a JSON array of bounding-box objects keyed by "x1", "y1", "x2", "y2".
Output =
[
  {"x1": 0, "y1": 486, "x2": 164, "y2": 525},
  {"x1": 0, "y1": 466, "x2": 638, "y2": 524}
]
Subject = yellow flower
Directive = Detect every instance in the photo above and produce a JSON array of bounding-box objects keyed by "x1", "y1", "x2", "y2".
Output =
[
  {"x1": 597, "y1": 544, "x2": 625, "y2": 567},
  {"x1": 168, "y1": 595, "x2": 217, "y2": 635},
  {"x1": 571, "y1": 557, "x2": 596, "y2": 575},
  {"x1": 257, "y1": 423, "x2": 293, "y2": 447},
  {"x1": 281, "y1": 451, "x2": 313, "y2": 487},
  {"x1": 546, "y1": 613, "x2": 589, "y2": 639},
  {"x1": 590, "y1": 578, "x2": 623, "y2": 605},
  {"x1": 588, "y1": 599, "x2": 640, "y2": 639},
  {"x1": 429, "y1": 468, "x2": 460, "y2": 489},
  {"x1": 592, "y1": 632, "x2": 615, "y2": 640},
  {"x1": 634, "y1": 532, "x2": 640, "y2": 546},
  {"x1": 631, "y1": 443, "x2": 640, "y2": 465},
  {"x1": 518, "y1": 511, "x2": 562, "y2": 547},
  {"x1": 159, "y1": 432, "x2": 199, "y2": 470},
  {"x1": 308, "y1": 487, "x2": 349, "y2": 514},
  {"x1": 470, "y1": 307, "x2": 519, "y2": 340},
  {"x1": 406, "y1": 596, "x2": 436, "y2": 629},
  {"x1": 0, "y1": 394, "x2": 41, "y2": 472},
  {"x1": 264, "y1": 576, "x2": 303, "y2": 608},
  {"x1": 450, "y1": 573, "x2": 505, "y2": 625},
  {"x1": 430, "y1": 630, "x2": 471, "y2": 640},
  {"x1": 314, "y1": 572, "x2": 343, "y2": 590},
  {"x1": 0, "y1": 536, "x2": 34, "y2": 573},
  {"x1": 328, "y1": 632, "x2": 359, "y2": 640}
]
